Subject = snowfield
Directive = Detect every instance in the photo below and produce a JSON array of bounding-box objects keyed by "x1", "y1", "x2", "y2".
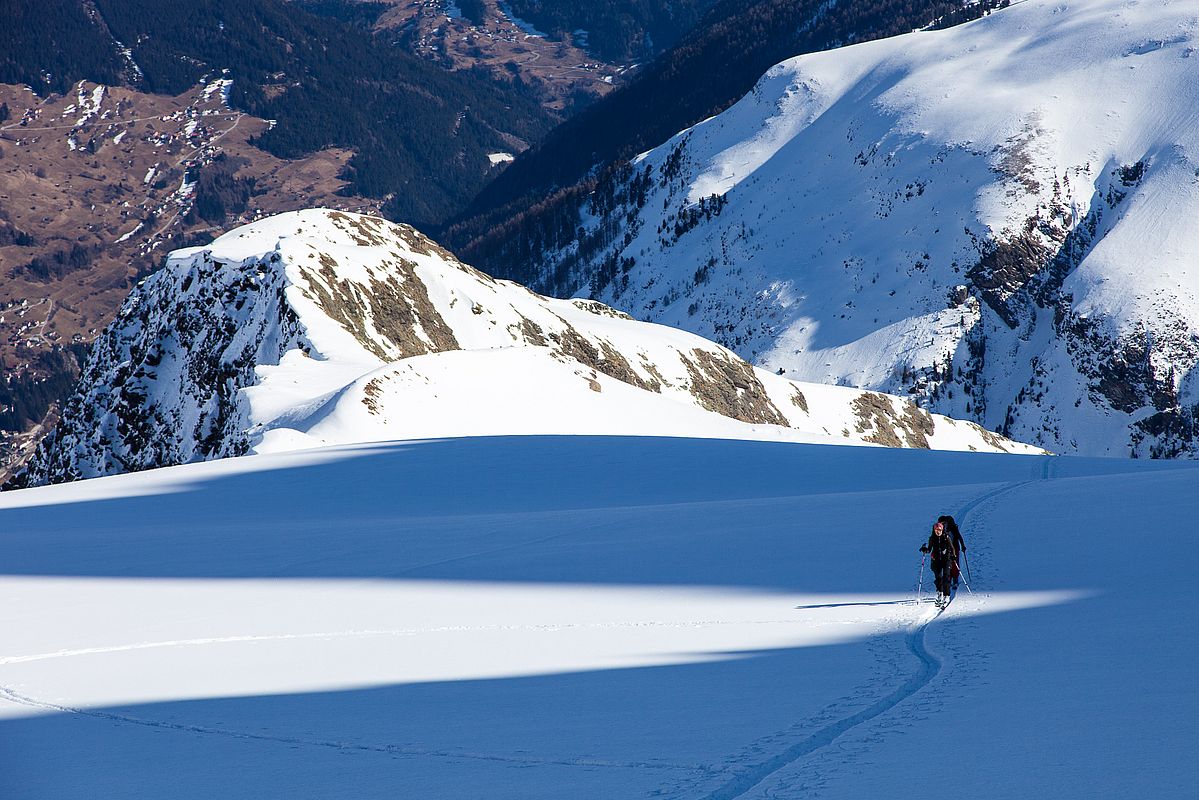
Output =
[{"x1": 2, "y1": 436, "x2": 1196, "y2": 797}]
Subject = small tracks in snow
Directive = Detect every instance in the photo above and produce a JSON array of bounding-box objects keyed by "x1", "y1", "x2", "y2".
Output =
[
  {"x1": 700, "y1": 607, "x2": 945, "y2": 799},
  {"x1": 695, "y1": 459, "x2": 1053, "y2": 798},
  {"x1": 0, "y1": 680, "x2": 708, "y2": 773}
]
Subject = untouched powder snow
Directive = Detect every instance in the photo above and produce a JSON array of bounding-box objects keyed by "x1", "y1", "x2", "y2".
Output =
[
  {"x1": 528, "y1": 0, "x2": 1199, "y2": 457},
  {"x1": 1, "y1": 436, "x2": 1196, "y2": 797}
]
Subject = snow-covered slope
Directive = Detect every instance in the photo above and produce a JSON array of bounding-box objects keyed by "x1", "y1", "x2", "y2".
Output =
[
  {"x1": 1, "y1": 437, "x2": 1196, "y2": 797},
  {"x1": 518, "y1": 0, "x2": 1199, "y2": 457},
  {"x1": 19, "y1": 209, "x2": 1034, "y2": 484}
]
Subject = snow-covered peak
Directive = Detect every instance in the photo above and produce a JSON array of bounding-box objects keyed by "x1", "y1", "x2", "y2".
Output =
[
  {"x1": 19, "y1": 210, "x2": 1039, "y2": 485},
  {"x1": 518, "y1": 0, "x2": 1199, "y2": 457}
]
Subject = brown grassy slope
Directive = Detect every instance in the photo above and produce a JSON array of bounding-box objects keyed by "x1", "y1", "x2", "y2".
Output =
[
  {"x1": 0, "y1": 78, "x2": 382, "y2": 479},
  {"x1": 0, "y1": 79, "x2": 379, "y2": 372}
]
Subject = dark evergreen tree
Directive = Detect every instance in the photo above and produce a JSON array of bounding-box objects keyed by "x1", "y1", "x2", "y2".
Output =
[
  {"x1": 291, "y1": 0, "x2": 391, "y2": 30},
  {"x1": 185, "y1": 154, "x2": 254, "y2": 224},
  {"x1": 458, "y1": 0, "x2": 488, "y2": 27},
  {"x1": 0, "y1": 345, "x2": 91, "y2": 433}
]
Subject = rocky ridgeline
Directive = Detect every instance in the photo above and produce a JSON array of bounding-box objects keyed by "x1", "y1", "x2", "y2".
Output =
[{"x1": 14, "y1": 209, "x2": 1038, "y2": 485}]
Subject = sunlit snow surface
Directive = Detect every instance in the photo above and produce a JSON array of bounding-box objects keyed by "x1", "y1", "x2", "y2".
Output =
[{"x1": 2, "y1": 437, "x2": 1196, "y2": 797}]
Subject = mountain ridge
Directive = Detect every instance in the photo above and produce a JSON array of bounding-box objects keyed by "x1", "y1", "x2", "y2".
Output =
[
  {"x1": 443, "y1": 0, "x2": 1007, "y2": 253},
  {"x1": 461, "y1": 0, "x2": 1199, "y2": 457},
  {"x1": 14, "y1": 209, "x2": 1039, "y2": 486}
]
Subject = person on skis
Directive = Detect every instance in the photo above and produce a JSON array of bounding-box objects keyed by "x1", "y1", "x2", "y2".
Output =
[
  {"x1": 920, "y1": 520, "x2": 958, "y2": 606},
  {"x1": 937, "y1": 515, "x2": 966, "y2": 589}
]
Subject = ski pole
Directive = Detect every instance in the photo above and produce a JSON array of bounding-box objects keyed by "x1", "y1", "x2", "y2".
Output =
[
  {"x1": 916, "y1": 553, "x2": 927, "y2": 603},
  {"x1": 964, "y1": 550, "x2": 972, "y2": 583},
  {"x1": 946, "y1": 536, "x2": 973, "y2": 596},
  {"x1": 956, "y1": 565, "x2": 974, "y2": 595}
]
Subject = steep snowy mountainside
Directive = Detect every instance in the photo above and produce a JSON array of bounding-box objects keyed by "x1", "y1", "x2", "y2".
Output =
[
  {"x1": 17, "y1": 209, "x2": 1037, "y2": 485},
  {"x1": 507, "y1": 0, "x2": 1199, "y2": 457},
  {"x1": 448, "y1": 0, "x2": 1008, "y2": 250}
]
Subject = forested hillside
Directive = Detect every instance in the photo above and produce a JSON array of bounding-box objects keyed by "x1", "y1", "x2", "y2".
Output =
[
  {"x1": 3, "y1": 0, "x2": 552, "y2": 226},
  {"x1": 87, "y1": 0, "x2": 552, "y2": 226},
  {"x1": 0, "y1": 0, "x2": 127, "y2": 93},
  {"x1": 502, "y1": 0, "x2": 720, "y2": 62}
]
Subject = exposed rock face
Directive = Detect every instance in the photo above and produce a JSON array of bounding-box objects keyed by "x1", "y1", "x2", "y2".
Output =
[
  {"x1": 22, "y1": 250, "x2": 305, "y2": 482},
  {"x1": 853, "y1": 393, "x2": 934, "y2": 450},
  {"x1": 681, "y1": 349, "x2": 790, "y2": 427},
  {"x1": 476, "y1": 1, "x2": 1199, "y2": 458},
  {"x1": 15, "y1": 210, "x2": 1039, "y2": 486}
]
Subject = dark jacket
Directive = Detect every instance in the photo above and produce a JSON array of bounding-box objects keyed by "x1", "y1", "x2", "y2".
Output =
[
  {"x1": 922, "y1": 531, "x2": 957, "y2": 566},
  {"x1": 938, "y1": 515, "x2": 966, "y2": 556}
]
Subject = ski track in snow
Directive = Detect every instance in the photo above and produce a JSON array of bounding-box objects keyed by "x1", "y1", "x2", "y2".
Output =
[
  {"x1": 0, "y1": 459, "x2": 1057, "y2": 794},
  {"x1": 691, "y1": 461, "x2": 1051, "y2": 799}
]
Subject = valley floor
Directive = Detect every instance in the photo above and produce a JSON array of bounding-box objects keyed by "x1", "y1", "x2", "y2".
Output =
[{"x1": 1, "y1": 437, "x2": 1195, "y2": 797}]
